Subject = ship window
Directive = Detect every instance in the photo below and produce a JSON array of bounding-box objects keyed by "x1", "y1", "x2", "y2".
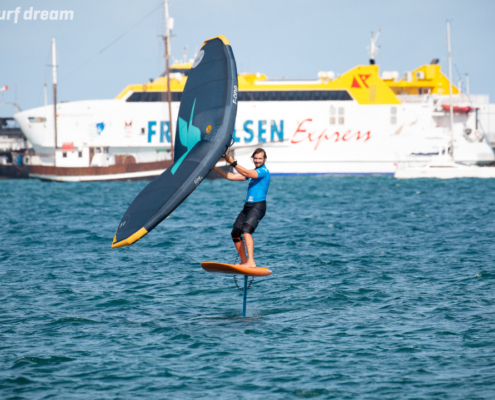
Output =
[
  {"x1": 143, "y1": 92, "x2": 159, "y2": 102},
  {"x1": 28, "y1": 117, "x2": 47, "y2": 123},
  {"x1": 338, "y1": 117, "x2": 344, "y2": 124},
  {"x1": 127, "y1": 90, "x2": 353, "y2": 103},
  {"x1": 228, "y1": 90, "x2": 352, "y2": 102},
  {"x1": 330, "y1": 106, "x2": 336, "y2": 124},
  {"x1": 168, "y1": 68, "x2": 189, "y2": 76},
  {"x1": 127, "y1": 92, "x2": 141, "y2": 102},
  {"x1": 78, "y1": 151, "x2": 82, "y2": 158},
  {"x1": 126, "y1": 91, "x2": 182, "y2": 102},
  {"x1": 241, "y1": 92, "x2": 253, "y2": 101},
  {"x1": 63, "y1": 152, "x2": 67, "y2": 158},
  {"x1": 338, "y1": 91, "x2": 352, "y2": 100}
]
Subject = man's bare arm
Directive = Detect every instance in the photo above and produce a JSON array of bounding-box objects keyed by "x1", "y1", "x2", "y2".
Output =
[
  {"x1": 223, "y1": 155, "x2": 258, "y2": 179},
  {"x1": 212, "y1": 166, "x2": 246, "y2": 181}
]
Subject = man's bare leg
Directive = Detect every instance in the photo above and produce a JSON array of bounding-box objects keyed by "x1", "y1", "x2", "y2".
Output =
[
  {"x1": 240, "y1": 233, "x2": 256, "y2": 267},
  {"x1": 234, "y1": 239, "x2": 248, "y2": 265}
]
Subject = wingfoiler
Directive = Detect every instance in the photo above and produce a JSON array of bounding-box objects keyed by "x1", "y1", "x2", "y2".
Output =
[{"x1": 112, "y1": 36, "x2": 238, "y2": 248}]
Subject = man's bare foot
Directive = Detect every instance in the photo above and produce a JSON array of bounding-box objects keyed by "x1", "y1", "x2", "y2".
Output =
[{"x1": 239, "y1": 261, "x2": 257, "y2": 268}]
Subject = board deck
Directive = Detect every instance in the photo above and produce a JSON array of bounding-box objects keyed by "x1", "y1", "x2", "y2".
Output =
[{"x1": 201, "y1": 262, "x2": 272, "y2": 277}]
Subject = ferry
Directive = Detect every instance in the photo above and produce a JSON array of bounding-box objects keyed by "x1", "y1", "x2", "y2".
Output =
[{"x1": 14, "y1": 38, "x2": 495, "y2": 180}]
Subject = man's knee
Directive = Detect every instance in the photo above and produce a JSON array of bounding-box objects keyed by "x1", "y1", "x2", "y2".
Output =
[
  {"x1": 241, "y1": 223, "x2": 255, "y2": 235},
  {"x1": 231, "y1": 227, "x2": 242, "y2": 243}
]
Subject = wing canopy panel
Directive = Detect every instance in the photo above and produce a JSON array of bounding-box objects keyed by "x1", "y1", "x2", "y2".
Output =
[{"x1": 112, "y1": 36, "x2": 238, "y2": 248}]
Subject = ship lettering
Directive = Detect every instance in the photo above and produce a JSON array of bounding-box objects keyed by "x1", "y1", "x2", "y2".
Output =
[{"x1": 291, "y1": 119, "x2": 371, "y2": 150}]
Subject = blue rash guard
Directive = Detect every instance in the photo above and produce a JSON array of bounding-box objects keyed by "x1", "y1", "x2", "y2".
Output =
[{"x1": 246, "y1": 165, "x2": 270, "y2": 203}]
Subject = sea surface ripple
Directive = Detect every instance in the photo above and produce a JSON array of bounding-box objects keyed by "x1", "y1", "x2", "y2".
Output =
[{"x1": 1, "y1": 176, "x2": 495, "y2": 399}]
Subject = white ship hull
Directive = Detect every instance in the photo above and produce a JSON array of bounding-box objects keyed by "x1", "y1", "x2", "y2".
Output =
[
  {"x1": 14, "y1": 95, "x2": 495, "y2": 175},
  {"x1": 29, "y1": 168, "x2": 168, "y2": 182}
]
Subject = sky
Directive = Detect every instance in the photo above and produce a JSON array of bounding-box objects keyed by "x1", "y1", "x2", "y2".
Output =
[{"x1": 1, "y1": 0, "x2": 494, "y2": 116}]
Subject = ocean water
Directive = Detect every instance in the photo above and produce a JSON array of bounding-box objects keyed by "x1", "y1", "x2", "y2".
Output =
[{"x1": 1, "y1": 176, "x2": 495, "y2": 399}]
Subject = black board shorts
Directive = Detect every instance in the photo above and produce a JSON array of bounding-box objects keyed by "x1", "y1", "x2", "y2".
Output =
[{"x1": 234, "y1": 201, "x2": 267, "y2": 233}]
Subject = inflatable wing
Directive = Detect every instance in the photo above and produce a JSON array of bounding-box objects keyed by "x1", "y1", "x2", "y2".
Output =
[{"x1": 112, "y1": 36, "x2": 238, "y2": 248}]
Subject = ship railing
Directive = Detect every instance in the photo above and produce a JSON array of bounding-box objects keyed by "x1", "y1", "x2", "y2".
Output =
[
  {"x1": 396, "y1": 94, "x2": 431, "y2": 103},
  {"x1": 397, "y1": 93, "x2": 487, "y2": 106}
]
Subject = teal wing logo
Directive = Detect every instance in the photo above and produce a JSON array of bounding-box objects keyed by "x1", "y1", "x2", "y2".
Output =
[{"x1": 171, "y1": 99, "x2": 201, "y2": 174}]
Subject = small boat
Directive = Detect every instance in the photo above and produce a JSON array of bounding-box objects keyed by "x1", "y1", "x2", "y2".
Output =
[{"x1": 395, "y1": 158, "x2": 495, "y2": 179}]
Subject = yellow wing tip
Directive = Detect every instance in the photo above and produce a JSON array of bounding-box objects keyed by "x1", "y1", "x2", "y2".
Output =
[
  {"x1": 111, "y1": 227, "x2": 148, "y2": 249},
  {"x1": 202, "y1": 35, "x2": 230, "y2": 47}
]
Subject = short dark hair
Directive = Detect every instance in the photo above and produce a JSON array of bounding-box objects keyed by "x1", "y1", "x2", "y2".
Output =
[{"x1": 251, "y1": 148, "x2": 267, "y2": 159}]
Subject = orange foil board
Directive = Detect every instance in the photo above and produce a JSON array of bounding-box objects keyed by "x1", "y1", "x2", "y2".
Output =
[{"x1": 201, "y1": 262, "x2": 272, "y2": 277}]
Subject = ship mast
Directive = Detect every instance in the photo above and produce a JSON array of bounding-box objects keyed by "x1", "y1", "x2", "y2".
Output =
[
  {"x1": 447, "y1": 21, "x2": 454, "y2": 159},
  {"x1": 52, "y1": 38, "x2": 58, "y2": 166},
  {"x1": 368, "y1": 28, "x2": 381, "y2": 65},
  {"x1": 164, "y1": 0, "x2": 174, "y2": 159}
]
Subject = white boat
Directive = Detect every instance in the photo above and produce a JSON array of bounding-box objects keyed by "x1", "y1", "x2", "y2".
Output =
[
  {"x1": 394, "y1": 22, "x2": 495, "y2": 179},
  {"x1": 395, "y1": 158, "x2": 495, "y2": 179},
  {"x1": 14, "y1": 21, "x2": 495, "y2": 180}
]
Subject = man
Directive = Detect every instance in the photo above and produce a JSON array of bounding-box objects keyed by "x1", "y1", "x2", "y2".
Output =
[{"x1": 212, "y1": 148, "x2": 270, "y2": 268}]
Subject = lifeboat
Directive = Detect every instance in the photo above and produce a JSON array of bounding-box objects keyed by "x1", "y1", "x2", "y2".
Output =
[{"x1": 441, "y1": 104, "x2": 474, "y2": 114}]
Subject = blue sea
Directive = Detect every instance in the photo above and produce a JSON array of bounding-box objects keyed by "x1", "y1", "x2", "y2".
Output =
[{"x1": 2, "y1": 176, "x2": 495, "y2": 399}]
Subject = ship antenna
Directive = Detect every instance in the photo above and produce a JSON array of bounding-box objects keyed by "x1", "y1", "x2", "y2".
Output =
[
  {"x1": 52, "y1": 38, "x2": 58, "y2": 166},
  {"x1": 163, "y1": 0, "x2": 174, "y2": 158},
  {"x1": 368, "y1": 27, "x2": 381, "y2": 65},
  {"x1": 447, "y1": 20, "x2": 454, "y2": 160}
]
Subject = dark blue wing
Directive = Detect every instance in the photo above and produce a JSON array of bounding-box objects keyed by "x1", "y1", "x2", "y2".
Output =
[{"x1": 112, "y1": 36, "x2": 237, "y2": 248}]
